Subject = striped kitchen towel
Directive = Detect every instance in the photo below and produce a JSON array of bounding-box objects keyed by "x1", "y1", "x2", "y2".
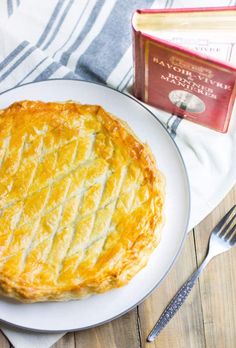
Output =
[{"x1": 0, "y1": 0, "x2": 236, "y2": 347}]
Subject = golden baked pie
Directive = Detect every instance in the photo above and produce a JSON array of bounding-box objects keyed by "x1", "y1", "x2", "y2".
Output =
[{"x1": 0, "y1": 100, "x2": 164, "y2": 302}]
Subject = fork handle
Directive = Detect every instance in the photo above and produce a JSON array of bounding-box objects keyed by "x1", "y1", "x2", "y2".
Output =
[{"x1": 147, "y1": 256, "x2": 210, "y2": 342}]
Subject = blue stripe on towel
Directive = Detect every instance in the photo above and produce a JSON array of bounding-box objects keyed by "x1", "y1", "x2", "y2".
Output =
[
  {"x1": 0, "y1": 46, "x2": 36, "y2": 82},
  {"x1": 0, "y1": 41, "x2": 28, "y2": 71},
  {"x1": 75, "y1": 0, "x2": 154, "y2": 82},
  {"x1": 170, "y1": 117, "x2": 182, "y2": 138},
  {"x1": 63, "y1": 71, "x2": 79, "y2": 79},
  {"x1": 117, "y1": 67, "x2": 132, "y2": 89},
  {"x1": 165, "y1": 0, "x2": 174, "y2": 7},
  {"x1": 7, "y1": 0, "x2": 13, "y2": 17},
  {"x1": 17, "y1": 57, "x2": 48, "y2": 85},
  {"x1": 34, "y1": 62, "x2": 62, "y2": 81},
  {"x1": 60, "y1": 0, "x2": 104, "y2": 66},
  {"x1": 52, "y1": 0, "x2": 90, "y2": 59},
  {"x1": 42, "y1": 0, "x2": 75, "y2": 50},
  {"x1": 122, "y1": 77, "x2": 133, "y2": 92},
  {"x1": 37, "y1": 0, "x2": 65, "y2": 47},
  {"x1": 120, "y1": 74, "x2": 133, "y2": 92}
]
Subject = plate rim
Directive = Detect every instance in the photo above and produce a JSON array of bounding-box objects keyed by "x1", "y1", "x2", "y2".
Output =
[{"x1": 0, "y1": 78, "x2": 191, "y2": 333}]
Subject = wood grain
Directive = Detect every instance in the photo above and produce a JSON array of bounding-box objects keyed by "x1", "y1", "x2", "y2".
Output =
[
  {"x1": 0, "y1": 331, "x2": 10, "y2": 348},
  {"x1": 194, "y1": 186, "x2": 236, "y2": 348},
  {"x1": 138, "y1": 230, "x2": 205, "y2": 348},
  {"x1": 74, "y1": 310, "x2": 140, "y2": 348},
  {"x1": 52, "y1": 333, "x2": 75, "y2": 348}
]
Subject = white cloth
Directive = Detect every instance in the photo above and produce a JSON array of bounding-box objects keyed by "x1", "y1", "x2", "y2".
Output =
[
  {"x1": 1, "y1": 324, "x2": 63, "y2": 348},
  {"x1": 0, "y1": 0, "x2": 235, "y2": 347}
]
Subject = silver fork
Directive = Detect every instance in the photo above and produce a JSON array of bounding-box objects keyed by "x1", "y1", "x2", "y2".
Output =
[{"x1": 147, "y1": 204, "x2": 236, "y2": 343}]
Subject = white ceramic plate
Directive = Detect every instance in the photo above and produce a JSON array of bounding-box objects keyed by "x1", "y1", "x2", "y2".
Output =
[{"x1": 0, "y1": 79, "x2": 190, "y2": 332}]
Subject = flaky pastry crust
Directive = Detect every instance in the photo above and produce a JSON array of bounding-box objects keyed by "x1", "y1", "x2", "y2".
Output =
[{"x1": 0, "y1": 101, "x2": 164, "y2": 302}]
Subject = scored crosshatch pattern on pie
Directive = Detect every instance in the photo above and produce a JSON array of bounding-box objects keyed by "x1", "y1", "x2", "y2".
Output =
[{"x1": 0, "y1": 101, "x2": 164, "y2": 302}]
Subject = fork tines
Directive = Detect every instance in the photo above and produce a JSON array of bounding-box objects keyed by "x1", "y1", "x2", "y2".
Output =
[{"x1": 213, "y1": 205, "x2": 236, "y2": 245}]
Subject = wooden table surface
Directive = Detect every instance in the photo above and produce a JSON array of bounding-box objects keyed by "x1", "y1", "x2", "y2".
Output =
[{"x1": 0, "y1": 186, "x2": 235, "y2": 348}]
